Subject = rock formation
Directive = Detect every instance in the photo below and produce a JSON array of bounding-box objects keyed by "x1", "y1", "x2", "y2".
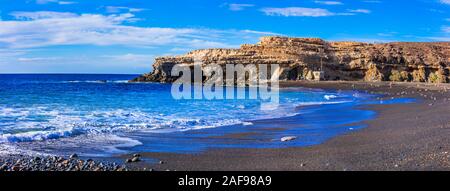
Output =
[
  {"x1": 131, "y1": 36, "x2": 450, "y2": 84},
  {"x1": 364, "y1": 64, "x2": 384, "y2": 82},
  {"x1": 412, "y1": 66, "x2": 427, "y2": 82}
]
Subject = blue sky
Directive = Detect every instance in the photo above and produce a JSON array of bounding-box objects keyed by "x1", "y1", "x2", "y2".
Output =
[{"x1": 0, "y1": 0, "x2": 449, "y2": 74}]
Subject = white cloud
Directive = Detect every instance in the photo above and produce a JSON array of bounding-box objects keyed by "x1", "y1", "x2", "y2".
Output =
[
  {"x1": 105, "y1": 6, "x2": 146, "y2": 13},
  {"x1": 377, "y1": 32, "x2": 397, "y2": 37},
  {"x1": 363, "y1": 0, "x2": 382, "y2": 3},
  {"x1": 35, "y1": 0, "x2": 56, "y2": 4},
  {"x1": 314, "y1": 1, "x2": 343, "y2": 5},
  {"x1": 441, "y1": 0, "x2": 450, "y2": 5},
  {"x1": 427, "y1": 36, "x2": 450, "y2": 41},
  {"x1": 0, "y1": 11, "x2": 276, "y2": 49},
  {"x1": 261, "y1": 7, "x2": 335, "y2": 17},
  {"x1": 58, "y1": 1, "x2": 77, "y2": 5},
  {"x1": 102, "y1": 54, "x2": 155, "y2": 62},
  {"x1": 35, "y1": 0, "x2": 76, "y2": 5},
  {"x1": 348, "y1": 9, "x2": 371, "y2": 14},
  {"x1": 11, "y1": 11, "x2": 77, "y2": 20},
  {"x1": 17, "y1": 57, "x2": 61, "y2": 62},
  {"x1": 239, "y1": 29, "x2": 280, "y2": 36},
  {"x1": 100, "y1": 54, "x2": 157, "y2": 70},
  {"x1": 442, "y1": 26, "x2": 450, "y2": 33},
  {"x1": 261, "y1": 7, "x2": 370, "y2": 17},
  {"x1": 428, "y1": 9, "x2": 445, "y2": 13},
  {"x1": 228, "y1": 4, "x2": 254, "y2": 11},
  {"x1": 170, "y1": 47, "x2": 192, "y2": 52},
  {"x1": 0, "y1": 49, "x2": 26, "y2": 58},
  {"x1": 0, "y1": 11, "x2": 278, "y2": 73},
  {"x1": 424, "y1": 26, "x2": 450, "y2": 41},
  {"x1": 0, "y1": 54, "x2": 144, "y2": 73},
  {"x1": 330, "y1": 37, "x2": 391, "y2": 43}
]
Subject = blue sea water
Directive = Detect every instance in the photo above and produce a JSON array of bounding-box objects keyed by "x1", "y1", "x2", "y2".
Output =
[{"x1": 0, "y1": 74, "x2": 414, "y2": 157}]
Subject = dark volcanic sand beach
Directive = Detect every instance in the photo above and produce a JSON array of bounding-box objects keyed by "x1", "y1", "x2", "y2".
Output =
[
  {"x1": 1, "y1": 81, "x2": 450, "y2": 171},
  {"x1": 122, "y1": 81, "x2": 450, "y2": 171}
]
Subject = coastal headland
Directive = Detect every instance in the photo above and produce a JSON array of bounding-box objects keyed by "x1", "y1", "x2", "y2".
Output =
[{"x1": 132, "y1": 36, "x2": 449, "y2": 84}]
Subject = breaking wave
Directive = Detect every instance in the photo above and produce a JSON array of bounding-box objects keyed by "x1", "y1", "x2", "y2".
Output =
[
  {"x1": 0, "y1": 75, "x2": 364, "y2": 156},
  {"x1": 0, "y1": 95, "x2": 347, "y2": 144}
]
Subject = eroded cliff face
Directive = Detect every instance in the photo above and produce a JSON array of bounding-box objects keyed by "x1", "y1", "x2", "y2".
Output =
[{"x1": 131, "y1": 36, "x2": 450, "y2": 83}]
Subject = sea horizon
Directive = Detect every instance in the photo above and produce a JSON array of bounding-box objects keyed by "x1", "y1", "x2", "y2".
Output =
[{"x1": 0, "y1": 73, "x2": 142, "y2": 75}]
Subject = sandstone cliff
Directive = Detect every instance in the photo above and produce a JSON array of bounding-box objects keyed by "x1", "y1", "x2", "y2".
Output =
[{"x1": 131, "y1": 36, "x2": 450, "y2": 83}]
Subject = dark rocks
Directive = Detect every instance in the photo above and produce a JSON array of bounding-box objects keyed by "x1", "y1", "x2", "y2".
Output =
[
  {"x1": 0, "y1": 155, "x2": 129, "y2": 171},
  {"x1": 116, "y1": 166, "x2": 127, "y2": 171},
  {"x1": 12, "y1": 165, "x2": 21, "y2": 171},
  {"x1": 69, "y1": 154, "x2": 78, "y2": 159},
  {"x1": 125, "y1": 154, "x2": 141, "y2": 163},
  {"x1": 0, "y1": 164, "x2": 8, "y2": 171},
  {"x1": 131, "y1": 157, "x2": 141, "y2": 162}
]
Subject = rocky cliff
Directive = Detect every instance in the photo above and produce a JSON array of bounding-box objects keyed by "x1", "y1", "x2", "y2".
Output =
[{"x1": 131, "y1": 36, "x2": 450, "y2": 83}]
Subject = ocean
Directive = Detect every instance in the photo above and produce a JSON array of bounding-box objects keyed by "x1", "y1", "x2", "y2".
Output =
[{"x1": 0, "y1": 74, "x2": 413, "y2": 157}]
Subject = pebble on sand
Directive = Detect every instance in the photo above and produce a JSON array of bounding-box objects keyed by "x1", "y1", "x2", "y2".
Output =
[
  {"x1": 125, "y1": 155, "x2": 141, "y2": 163},
  {"x1": 281, "y1": 136, "x2": 297, "y2": 142},
  {"x1": 70, "y1": 154, "x2": 78, "y2": 159},
  {"x1": 131, "y1": 156, "x2": 141, "y2": 162}
]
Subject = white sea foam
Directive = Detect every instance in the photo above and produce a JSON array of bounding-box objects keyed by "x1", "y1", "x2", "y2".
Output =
[
  {"x1": 112, "y1": 80, "x2": 129, "y2": 83},
  {"x1": 0, "y1": 76, "x2": 369, "y2": 156},
  {"x1": 296, "y1": 101, "x2": 350, "y2": 106},
  {"x1": 242, "y1": 122, "x2": 253, "y2": 126},
  {"x1": 0, "y1": 134, "x2": 143, "y2": 157},
  {"x1": 324, "y1": 95, "x2": 338, "y2": 100},
  {"x1": 0, "y1": 92, "x2": 354, "y2": 147},
  {"x1": 236, "y1": 105, "x2": 246, "y2": 109},
  {"x1": 0, "y1": 144, "x2": 47, "y2": 157},
  {"x1": 65, "y1": 80, "x2": 104, "y2": 83},
  {"x1": 80, "y1": 134, "x2": 143, "y2": 156},
  {"x1": 0, "y1": 129, "x2": 77, "y2": 143},
  {"x1": 0, "y1": 106, "x2": 249, "y2": 143}
]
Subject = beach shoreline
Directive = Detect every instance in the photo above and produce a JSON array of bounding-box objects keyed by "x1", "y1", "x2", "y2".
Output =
[
  {"x1": 122, "y1": 81, "x2": 450, "y2": 171},
  {"x1": 1, "y1": 81, "x2": 449, "y2": 171}
]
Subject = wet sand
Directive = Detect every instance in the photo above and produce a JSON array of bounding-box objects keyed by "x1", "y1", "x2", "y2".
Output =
[{"x1": 124, "y1": 81, "x2": 450, "y2": 171}]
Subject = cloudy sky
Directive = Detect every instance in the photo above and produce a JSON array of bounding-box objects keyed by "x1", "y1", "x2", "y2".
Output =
[{"x1": 0, "y1": 0, "x2": 449, "y2": 73}]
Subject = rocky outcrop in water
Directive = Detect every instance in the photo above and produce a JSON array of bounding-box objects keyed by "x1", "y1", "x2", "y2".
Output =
[{"x1": 131, "y1": 36, "x2": 450, "y2": 83}]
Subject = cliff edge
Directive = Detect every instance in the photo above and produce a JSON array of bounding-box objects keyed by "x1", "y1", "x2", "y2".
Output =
[{"x1": 131, "y1": 36, "x2": 450, "y2": 83}]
